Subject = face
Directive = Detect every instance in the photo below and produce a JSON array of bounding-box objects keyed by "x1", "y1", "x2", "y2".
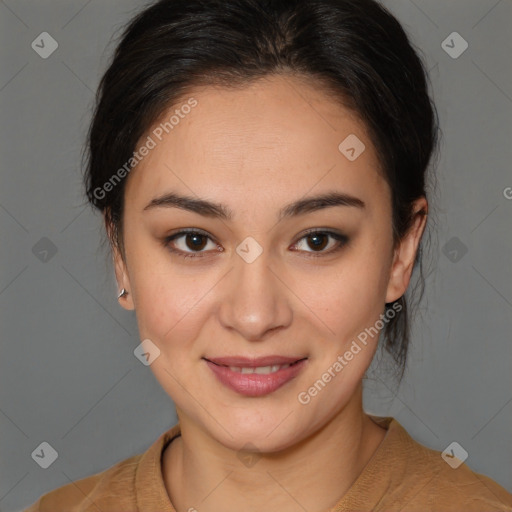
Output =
[{"x1": 112, "y1": 74, "x2": 426, "y2": 452}]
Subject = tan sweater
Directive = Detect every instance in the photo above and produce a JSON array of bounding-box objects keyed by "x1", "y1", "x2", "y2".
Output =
[{"x1": 24, "y1": 417, "x2": 512, "y2": 511}]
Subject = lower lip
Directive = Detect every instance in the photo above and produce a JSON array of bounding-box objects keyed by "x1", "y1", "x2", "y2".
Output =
[{"x1": 205, "y1": 359, "x2": 307, "y2": 397}]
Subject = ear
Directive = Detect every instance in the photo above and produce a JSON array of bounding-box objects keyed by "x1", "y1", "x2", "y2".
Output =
[
  {"x1": 385, "y1": 197, "x2": 428, "y2": 304},
  {"x1": 105, "y1": 215, "x2": 135, "y2": 311}
]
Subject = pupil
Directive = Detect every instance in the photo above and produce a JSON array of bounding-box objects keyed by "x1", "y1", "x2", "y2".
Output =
[
  {"x1": 308, "y1": 233, "x2": 327, "y2": 251},
  {"x1": 187, "y1": 234, "x2": 206, "y2": 251}
]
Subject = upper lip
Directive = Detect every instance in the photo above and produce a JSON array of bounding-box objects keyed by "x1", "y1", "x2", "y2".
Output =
[{"x1": 204, "y1": 355, "x2": 307, "y2": 367}]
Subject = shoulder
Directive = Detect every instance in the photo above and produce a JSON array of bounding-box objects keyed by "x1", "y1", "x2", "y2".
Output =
[
  {"x1": 378, "y1": 417, "x2": 512, "y2": 511},
  {"x1": 24, "y1": 423, "x2": 181, "y2": 512},
  {"x1": 23, "y1": 423, "x2": 181, "y2": 512},
  {"x1": 411, "y1": 446, "x2": 512, "y2": 510},
  {"x1": 23, "y1": 452, "x2": 143, "y2": 512}
]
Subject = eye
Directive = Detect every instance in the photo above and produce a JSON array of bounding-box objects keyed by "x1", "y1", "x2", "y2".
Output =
[
  {"x1": 164, "y1": 228, "x2": 348, "y2": 260},
  {"x1": 164, "y1": 229, "x2": 221, "y2": 259},
  {"x1": 291, "y1": 229, "x2": 348, "y2": 257}
]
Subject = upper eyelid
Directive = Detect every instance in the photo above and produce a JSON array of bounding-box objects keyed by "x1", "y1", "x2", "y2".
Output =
[
  {"x1": 166, "y1": 228, "x2": 216, "y2": 242},
  {"x1": 166, "y1": 229, "x2": 220, "y2": 247}
]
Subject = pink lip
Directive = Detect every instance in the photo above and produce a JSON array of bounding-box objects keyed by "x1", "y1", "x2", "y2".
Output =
[
  {"x1": 206, "y1": 355, "x2": 304, "y2": 367},
  {"x1": 204, "y1": 356, "x2": 307, "y2": 397}
]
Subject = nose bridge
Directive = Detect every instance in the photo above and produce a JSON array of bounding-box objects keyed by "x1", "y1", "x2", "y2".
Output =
[{"x1": 218, "y1": 243, "x2": 292, "y2": 340}]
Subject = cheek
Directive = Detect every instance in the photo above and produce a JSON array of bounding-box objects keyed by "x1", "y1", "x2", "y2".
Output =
[
  {"x1": 134, "y1": 271, "x2": 213, "y2": 345},
  {"x1": 124, "y1": 229, "x2": 208, "y2": 331},
  {"x1": 294, "y1": 253, "x2": 389, "y2": 342}
]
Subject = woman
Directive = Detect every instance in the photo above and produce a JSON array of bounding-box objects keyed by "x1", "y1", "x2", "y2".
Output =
[{"x1": 25, "y1": 0, "x2": 512, "y2": 510}]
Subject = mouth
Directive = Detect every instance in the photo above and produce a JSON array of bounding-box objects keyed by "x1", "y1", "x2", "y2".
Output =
[{"x1": 203, "y1": 356, "x2": 308, "y2": 396}]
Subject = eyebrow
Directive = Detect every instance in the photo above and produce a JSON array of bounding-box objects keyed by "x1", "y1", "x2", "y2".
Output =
[{"x1": 143, "y1": 191, "x2": 365, "y2": 221}]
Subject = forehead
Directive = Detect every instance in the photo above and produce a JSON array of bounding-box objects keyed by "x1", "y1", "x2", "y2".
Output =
[{"x1": 124, "y1": 74, "x2": 388, "y2": 213}]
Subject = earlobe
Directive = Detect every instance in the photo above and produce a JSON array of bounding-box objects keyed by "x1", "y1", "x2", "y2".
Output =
[
  {"x1": 104, "y1": 214, "x2": 135, "y2": 311},
  {"x1": 113, "y1": 248, "x2": 135, "y2": 311},
  {"x1": 385, "y1": 199, "x2": 428, "y2": 304},
  {"x1": 385, "y1": 245, "x2": 408, "y2": 304}
]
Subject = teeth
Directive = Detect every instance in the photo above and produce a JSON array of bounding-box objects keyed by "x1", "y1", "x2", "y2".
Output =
[{"x1": 228, "y1": 363, "x2": 291, "y2": 374}]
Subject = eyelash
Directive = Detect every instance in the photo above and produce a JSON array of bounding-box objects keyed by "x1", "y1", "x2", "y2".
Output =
[{"x1": 163, "y1": 228, "x2": 349, "y2": 260}]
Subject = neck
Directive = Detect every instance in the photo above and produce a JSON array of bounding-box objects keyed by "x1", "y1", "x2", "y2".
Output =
[{"x1": 163, "y1": 386, "x2": 387, "y2": 512}]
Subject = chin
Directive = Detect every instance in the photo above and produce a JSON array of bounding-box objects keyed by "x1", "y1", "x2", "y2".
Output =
[{"x1": 207, "y1": 408, "x2": 308, "y2": 453}]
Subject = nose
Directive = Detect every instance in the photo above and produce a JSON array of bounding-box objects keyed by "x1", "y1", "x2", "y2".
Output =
[{"x1": 218, "y1": 247, "x2": 293, "y2": 342}]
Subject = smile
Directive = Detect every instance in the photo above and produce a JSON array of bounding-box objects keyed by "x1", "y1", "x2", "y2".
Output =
[{"x1": 203, "y1": 357, "x2": 307, "y2": 397}]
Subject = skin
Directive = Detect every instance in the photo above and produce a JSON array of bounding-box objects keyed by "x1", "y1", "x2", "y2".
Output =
[{"x1": 110, "y1": 73, "x2": 427, "y2": 512}]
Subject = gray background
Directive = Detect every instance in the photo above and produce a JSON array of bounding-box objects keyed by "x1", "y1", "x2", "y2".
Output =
[{"x1": 1, "y1": 0, "x2": 511, "y2": 510}]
